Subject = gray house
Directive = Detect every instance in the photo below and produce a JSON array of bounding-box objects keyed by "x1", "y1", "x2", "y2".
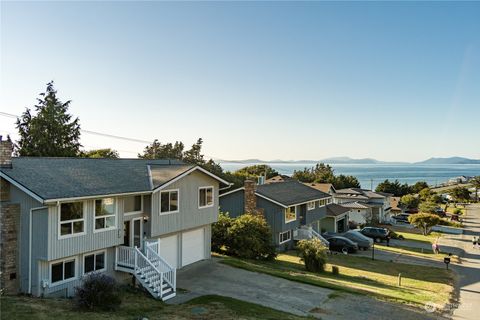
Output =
[
  {"x1": 219, "y1": 179, "x2": 331, "y2": 249},
  {"x1": 0, "y1": 137, "x2": 229, "y2": 301}
]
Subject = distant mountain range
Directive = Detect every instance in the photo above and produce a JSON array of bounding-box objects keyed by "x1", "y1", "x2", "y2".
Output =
[{"x1": 218, "y1": 156, "x2": 480, "y2": 165}]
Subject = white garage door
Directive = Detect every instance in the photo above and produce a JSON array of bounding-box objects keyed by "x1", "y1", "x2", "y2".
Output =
[
  {"x1": 181, "y1": 228, "x2": 205, "y2": 267},
  {"x1": 159, "y1": 234, "x2": 178, "y2": 268}
]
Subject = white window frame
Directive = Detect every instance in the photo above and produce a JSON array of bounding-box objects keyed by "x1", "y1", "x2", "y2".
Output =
[
  {"x1": 284, "y1": 206, "x2": 297, "y2": 223},
  {"x1": 319, "y1": 199, "x2": 326, "y2": 207},
  {"x1": 198, "y1": 186, "x2": 214, "y2": 209},
  {"x1": 307, "y1": 201, "x2": 315, "y2": 211},
  {"x1": 94, "y1": 198, "x2": 117, "y2": 233},
  {"x1": 123, "y1": 195, "x2": 143, "y2": 216},
  {"x1": 279, "y1": 230, "x2": 291, "y2": 244},
  {"x1": 58, "y1": 202, "x2": 86, "y2": 240},
  {"x1": 49, "y1": 257, "x2": 77, "y2": 287},
  {"x1": 83, "y1": 250, "x2": 107, "y2": 275},
  {"x1": 160, "y1": 189, "x2": 180, "y2": 215}
]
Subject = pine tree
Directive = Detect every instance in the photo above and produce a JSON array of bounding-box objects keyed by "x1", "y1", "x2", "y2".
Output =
[{"x1": 16, "y1": 82, "x2": 81, "y2": 157}]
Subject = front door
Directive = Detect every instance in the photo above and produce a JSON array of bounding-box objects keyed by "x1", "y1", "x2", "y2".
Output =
[{"x1": 123, "y1": 218, "x2": 143, "y2": 249}]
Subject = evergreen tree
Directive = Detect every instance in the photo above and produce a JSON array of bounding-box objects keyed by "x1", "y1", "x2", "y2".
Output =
[{"x1": 15, "y1": 81, "x2": 81, "y2": 156}]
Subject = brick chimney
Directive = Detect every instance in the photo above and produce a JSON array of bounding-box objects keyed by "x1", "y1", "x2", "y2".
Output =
[
  {"x1": 244, "y1": 179, "x2": 257, "y2": 214},
  {"x1": 0, "y1": 135, "x2": 13, "y2": 169}
]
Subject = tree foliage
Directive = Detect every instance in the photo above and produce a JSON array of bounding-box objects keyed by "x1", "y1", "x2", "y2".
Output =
[
  {"x1": 138, "y1": 139, "x2": 185, "y2": 160},
  {"x1": 15, "y1": 81, "x2": 81, "y2": 156},
  {"x1": 212, "y1": 213, "x2": 276, "y2": 260},
  {"x1": 292, "y1": 163, "x2": 360, "y2": 189},
  {"x1": 375, "y1": 179, "x2": 429, "y2": 197},
  {"x1": 234, "y1": 165, "x2": 279, "y2": 180},
  {"x1": 449, "y1": 186, "x2": 471, "y2": 202},
  {"x1": 408, "y1": 213, "x2": 441, "y2": 235},
  {"x1": 296, "y1": 238, "x2": 328, "y2": 273},
  {"x1": 418, "y1": 201, "x2": 438, "y2": 214},
  {"x1": 399, "y1": 194, "x2": 420, "y2": 209},
  {"x1": 81, "y1": 148, "x2": 119, "y2": 159},
  {"x1": 472, "y1": 176, "x2": 480, "y2": 202}
]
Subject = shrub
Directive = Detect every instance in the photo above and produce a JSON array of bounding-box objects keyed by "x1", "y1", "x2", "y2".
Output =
[
  {"x1": 226, "y1": 214, "x2": 277, "y2": 260},
  {"x1": 74, "y1": 273, "x2": 121, "y2": 311},
  {"x1": 408, "y1": 213, "x2": 441, "y2": 235},
  {"x1": 212, "y1": 212, "x2": 233, "y2": 253},
  {"x1": 453, "y1": 208, "x2": 462, "y2": 215},
  {"x1": 296, "y1": 239, "x2": 328, "y2": 273}
]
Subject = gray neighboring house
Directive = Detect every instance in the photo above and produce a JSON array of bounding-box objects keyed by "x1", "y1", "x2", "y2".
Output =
[
  {"x1": 219, "y1": 179, "x2": 331, "y2": 249},
  {"x1": 333, "y1": 188, "x2": 392, "y2": 225},
  {"x1": 0, "y1": 137, "x2": 229, "y2": 300}
]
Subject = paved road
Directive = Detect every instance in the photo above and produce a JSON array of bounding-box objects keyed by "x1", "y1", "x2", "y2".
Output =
[
  {"x1": 445, "y1": 203, "x2": 480, "y2": 320},
  {"x1": 169, "y1": 258, "x2": 444, "y2": 320}
]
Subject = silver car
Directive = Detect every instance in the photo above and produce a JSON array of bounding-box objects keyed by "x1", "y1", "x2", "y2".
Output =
[{"x1": 341, "y1": 230, "x2": 373, "y2": 250}]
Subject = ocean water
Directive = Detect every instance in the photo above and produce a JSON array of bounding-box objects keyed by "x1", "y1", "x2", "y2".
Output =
[{"x1": 218, "y1": 162, "x2": 480, "y2": 189}]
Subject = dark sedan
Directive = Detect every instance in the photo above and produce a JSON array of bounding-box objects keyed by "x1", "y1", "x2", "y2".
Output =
[
  {"x1": 328, "y1": 236, "x2": 358, "y2": 254},
  {"x1": 360, "y1": 227, "x2": 390, "y2": 242}
]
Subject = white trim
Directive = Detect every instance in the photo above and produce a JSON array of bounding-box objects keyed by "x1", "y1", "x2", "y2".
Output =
[
  {"x1": 49, "y1": 256, "x2": 77, "y2": 287},
  {"x1": 198, "y1": 186, "x2": 214, "y2": 209},
  {"x1": 123, "y1": 194, "x2": 144, "y2": 216},
  {"x1": 159, "y1": 189, "x2": 180, "y2": 215},
  {"x1": 57, "y1": 202, "x2": 86, "y2": 240},
  {"x1": 93, "y1": 197, "x2": 117, "y2": 233},
  {"x1": 307, "y1": 201, "x2": 315, "y2": 211},
  {"x1": 279, "y1": 230, "x2": 292, "y2": 244},
  {"x1": 153, "y1": 166, "x2": 230, "y2": 193},
  {"x1": 255, "y1": 193, "x2": 288, "y2": 208},
  {"x1": 82, "y1": 250, "x2": 107, "y2": 275},
  {"x1": 284, "y1": 206, "x2": 297, "y2": 223},
  {"x1": 219, "y1": 187, "x2": 245, "y2": 197},
  {"x1": 44, "y1": 190, "x2": 150, "y2": 204},
  {"x1": 0, "y1": 172, "x2": 44, "y2": 203}
]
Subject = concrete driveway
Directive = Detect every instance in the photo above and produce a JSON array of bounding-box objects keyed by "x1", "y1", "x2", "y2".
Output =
[{"x1": 167, "y1": 258, "x2": 445, "y2": 319}]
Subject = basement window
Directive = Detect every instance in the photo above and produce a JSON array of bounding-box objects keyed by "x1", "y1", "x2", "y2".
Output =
[
  {"x1": 83, "y1": 251, "x2": 106, "y2": 274},
  {"x1": 51, "y1": 258, "x2": 76, "y2": 285}
]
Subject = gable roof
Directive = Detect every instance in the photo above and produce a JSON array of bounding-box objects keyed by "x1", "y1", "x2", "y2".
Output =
[
  {"x1": 326, "y1": 203, "x2": 350, "y2": 217},
  {"x1": 0, "y1": 157, "x2": 228, "y2": 203},
  {"x1": 256, "y1": 180, "x2": 331, "y2": 207},
  {"x1": 334, "y1": 188, "x2": 389, "y2": 200}
]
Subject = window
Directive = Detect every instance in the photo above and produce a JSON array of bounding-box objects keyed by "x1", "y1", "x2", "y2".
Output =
[
  {"x1": 279, "y1": 230, "x2": 291, "y2": 244},
  {"x1": 95, "y1": 198, "x2": 116, "y2": 231},
  {"x1": 160, "y1": 190, "x2": 179, "y2": 213},
  {"x1": 285, "y1": 206, "x2": 296, "y2": 223},
  {"x1": 84, "y1": 251, "x2": 106, "y2": 274},
  {"x1": 318, "y1": 199, "x2": 326, "y2": 207},
  {"x1": 124, "y1": 195, "x2": 142, "y2": 214},
  {"x1": 51, "y1": 259, "x2": 76, "y2": 284},
  {"x1": 307, "y1": 201, "x2": 315, "y2": 211},
  {"x1": 327, "y1": 198, "x2": 333, "y2": 204},
  {"x1": 199, "y1": 186, "x2": 214, "y2": 208},
  {"x1": 59, "y1": 202, "x2": 85, "y2": 237}
]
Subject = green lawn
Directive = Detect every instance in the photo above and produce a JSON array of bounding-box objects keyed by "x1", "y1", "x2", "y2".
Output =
[
  {"x1": 394, "y1": 231, "x2": 442, "y2": 244},
  {"x1": 221, "y1": 252, "x2": 454, "y2": 308},
  {"x1": 0, "y1": 288, "x2": 306, "y2": 320}
]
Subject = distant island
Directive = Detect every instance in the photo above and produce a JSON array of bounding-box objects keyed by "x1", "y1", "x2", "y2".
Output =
[{"x1": 218, "y1": 156, "x2": 480, "y2": 165}]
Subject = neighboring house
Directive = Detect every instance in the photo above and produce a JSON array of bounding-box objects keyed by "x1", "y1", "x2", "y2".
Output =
[
  {"x1": 265, "y1": 175, "x2": 294, "y2": 184},
  {"x1": 333, "y1": 188, "x2": 392, "y2": 224},
  {"x1": 219, "y1": 180, "x2": 331, "y2": 249},
  {"x1": 303, "y1": 182, "x2": 336, "y2": 195},
  {"x1": 390, "y1": 197, "x2": 402, "y2": 215},
  {"x1": 448, "y1": 176, "x2": 470, "y2": 184},
  {"x1": 323, "y1": 203, "x2": 350, "y2": 233},
  {"x1": 0, "y1": 137, "x2": 229, "y2": 300}
]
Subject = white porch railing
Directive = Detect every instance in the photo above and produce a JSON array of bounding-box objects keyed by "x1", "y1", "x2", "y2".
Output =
[
  {"x1": 116, "y1": 246, "x2": 136, "y2": 269},
  {"x1": 294, "y1": 226, "x2": 329, "y2": 246},
  {"x1": 145, "y1": 241, "x2": 176, "y2": 291}
]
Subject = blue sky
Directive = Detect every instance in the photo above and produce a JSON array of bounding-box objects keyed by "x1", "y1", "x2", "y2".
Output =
[{"x1": 1, "y1": 1, "x2": 479, "y2": 162}]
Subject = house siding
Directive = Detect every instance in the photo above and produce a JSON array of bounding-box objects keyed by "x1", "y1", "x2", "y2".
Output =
[
  {"x1": 218, "y1": 190, "x2": 245, "y2": 217},
  {"x1": 150, "y1": 171, "x2": 219, "y2": 237}
]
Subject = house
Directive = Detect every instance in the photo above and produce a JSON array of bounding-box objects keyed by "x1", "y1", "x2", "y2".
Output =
[
  {"x1": 219, "y1": 179, "x2": 331, "y2": 249},
  {"x1": 390, "y1": 197, "x2": 402, "y2": 215},
  {"x1": 265, "y1": 175, "x2": 294, "y2": 183},
  {"x1": 0, "y1": 137, "x2": 229, "y2": 300},
  {"x1": 448, "y1": 176, "x2": 470, "y2": 184},
  {"x1": 333, "y1": 188, "x2": 392, "y2": 225},
  {"x1": 303, "y1": 182, "x2": 336, "y2": 195},
  {"x1": 324, "y1": 203, "x2": 350, "y2": 233}
]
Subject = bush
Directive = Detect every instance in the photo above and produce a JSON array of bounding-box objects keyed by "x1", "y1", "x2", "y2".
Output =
[
  {"x1": 74, "y1": 273, "x2": 121, "y2": 311},
  {"x1": 296, "y1": 239, "x2": 328, "y2": 273},
  {"x1": 212, "y1": 212, "x2": 233, "y2": 253},
  {"x1": 453, "y1": 208, "x2": 462, "y2": 215},
  {"x1": 226, "y1": 214, "x2": 277, "y2": 260}
]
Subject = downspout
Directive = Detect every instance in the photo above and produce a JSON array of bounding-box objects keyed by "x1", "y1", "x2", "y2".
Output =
[{"x1": 29, "y1": 206, "x2": 48, "y2": 295}]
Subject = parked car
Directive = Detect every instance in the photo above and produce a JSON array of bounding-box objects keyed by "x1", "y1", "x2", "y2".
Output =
[
  {"x1": 392, "y1": 214, "x2": 410, "y2": 224},
  {"x1": 360, "y1": 227, "x2": 390, "y2": 243},
  {"x1": 328, "y1": 236, "x2": 358, "y2": 254},
  {"x1": 341, "y1": 230, "x2": 373, "y2": 250},
  {"x1": 433, "y1": 208, "x2": 447, "y2": 217}
]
